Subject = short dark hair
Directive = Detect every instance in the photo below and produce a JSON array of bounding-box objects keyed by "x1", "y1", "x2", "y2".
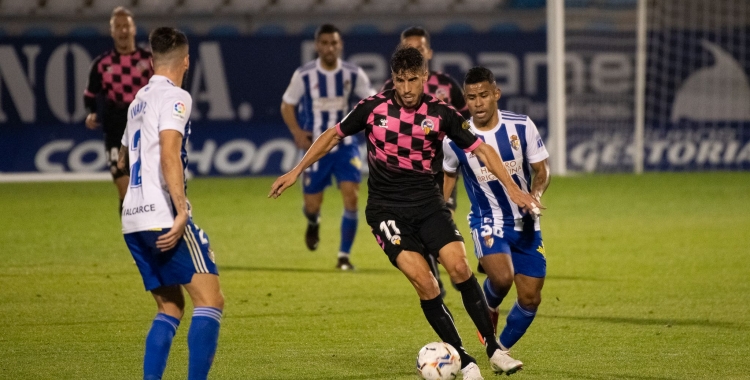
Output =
[
  {"x1": 315, "y1": 24, "x2": 340, "y2": 40},
  {"x1": 149, "y1": 27, "x2": 188, "y2": 57},
  {"x1": 464, "y1": 66, "x2": 496, "y2": 86},
  {"x1": 390, "y1": 46, "x2": 425, "y2": 74},
  {"x1": 401, "y1": 26, "x2": 430, "y2": 47}
]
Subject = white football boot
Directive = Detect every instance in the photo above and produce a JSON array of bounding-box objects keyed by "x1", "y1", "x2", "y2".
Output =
[
  {"x1": 489, "y1": 349, "x2": 523, "y2": 375},
  {"x1": 461, "y1": 362, "x2": 484, "y2": 380}
]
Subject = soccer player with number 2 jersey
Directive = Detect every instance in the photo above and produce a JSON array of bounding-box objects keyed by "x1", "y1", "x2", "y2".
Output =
[
  {"x1": 118, "y1": 28, "x2": 223, "y2": 380},
  {"x1": 270, "y1": 46, "x2": 543, "y2": 380}
]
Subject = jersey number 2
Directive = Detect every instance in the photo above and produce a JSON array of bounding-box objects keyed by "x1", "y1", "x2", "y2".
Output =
[{"x1": 130, "y1": 130, "x2": 142, "y2": 187}]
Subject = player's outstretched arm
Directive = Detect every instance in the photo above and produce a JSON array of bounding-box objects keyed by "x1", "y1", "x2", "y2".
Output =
[
  {"x1": 473, "y1": 143, "x2": 544, "y2": 215},
  {"x1": 269, "y1": 128, "x2": 343, "y2": 199},
  {"x1": 157, "y1": 130, "x2": 189, "y2": 252}
]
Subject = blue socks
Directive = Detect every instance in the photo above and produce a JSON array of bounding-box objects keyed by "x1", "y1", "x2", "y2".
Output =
[
  {"x1": 499, "y1": 301, "x2": 537, "y2": 350},
  {"x1": 483, "y1": 277, "x2": 505, "y2": 310},
  {"x1": 339, "y1": 209, "x2": 358, "y2": 255},
  {"x1": 188, "y1": 307, "x2": 222, "y2": 380},
  {"x1": 144, "y1": 313, "x2": 180, "y2": 380}
]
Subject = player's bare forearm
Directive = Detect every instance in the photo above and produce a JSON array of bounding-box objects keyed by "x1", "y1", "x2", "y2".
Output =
[
  {"x1": 473, "y1": 143, "x2": 542, "y2": 211},
  {"x1": 443, "y1": 171, "x2": 458, "y2": 203},
  {"x1": 529, "y1": 159, "x2": 550, "y2": 202},
  {"x1": 159, "y1": 130, "x2": 188, "y2": 216},
  {"x1": 281, "y1": 102, "x2": 312, "y2": 149},
  {"x1": 117, "y1": 145, "x2": 129, "y2": 175},
  {"x1": 269, "y1": 128, "x2": 342, "y2": 198}
]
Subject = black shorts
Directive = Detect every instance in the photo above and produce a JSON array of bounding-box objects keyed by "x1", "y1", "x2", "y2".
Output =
[
  {"x1": 434, "y1": 171, "x2": 458, "y2": 212},
  {"x1": 366, "y1": 202, "x2": 464, "y2": 267}
]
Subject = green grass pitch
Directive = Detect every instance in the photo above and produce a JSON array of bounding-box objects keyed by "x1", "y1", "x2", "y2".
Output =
[{"x1": 1, "y1": 172, "x2": 749, "y2": 379}]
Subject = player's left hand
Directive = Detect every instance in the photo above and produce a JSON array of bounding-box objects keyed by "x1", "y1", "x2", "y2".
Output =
[
  {"x1": 268, "y1": 172, "x2": 298, "y2": 199},
  {"x1": 510, "y1": 190, "x2": 545, "y2": 217},
  {"x1": 156, "y1": 212, "x2": 188, "y2": 252}
]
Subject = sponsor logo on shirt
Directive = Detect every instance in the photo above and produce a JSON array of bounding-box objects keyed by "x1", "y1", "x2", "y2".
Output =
[{"x1": 173, "y1": 101, "x2": 187, "y2": 120}]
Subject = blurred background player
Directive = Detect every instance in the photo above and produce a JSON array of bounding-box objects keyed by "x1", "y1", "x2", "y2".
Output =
[
  {"x1": 271, "y1": 47, "x2": 543, "y2": 379},
  {"x1": 281, "y1": 24, "x2": 375, "y2": 270},
  {"x1": 382, "y1": 26, "x2": 469, "y2": 297},
  {"x1": 443, "y1": 67, "x2": 551, "y2": 374},
  {"x1": 118, "y1": 27, "x2": 224, "y2": 380},
  {"x1": 84, "y1": 7, "x2": 153, "y2": 214}
]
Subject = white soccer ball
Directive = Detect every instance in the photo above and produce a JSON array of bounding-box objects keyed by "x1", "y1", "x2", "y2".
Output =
[{"x1": 416, "y1": 342, "x2": 461, "y2": 380}]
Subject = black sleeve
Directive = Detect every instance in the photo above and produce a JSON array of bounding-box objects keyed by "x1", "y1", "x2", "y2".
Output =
[
  {"x1": 446, "y1": 75, "x2": 469, "y2": 118},
  {"x1": 336, "y1": 97, "x2": 379, "y2": 136},
  {"x1": 443, "y1": 106, "x2": 478, "y2": 151},
  {"x1": 84, "y1": 55, "x2": 104, "y2": 114}
]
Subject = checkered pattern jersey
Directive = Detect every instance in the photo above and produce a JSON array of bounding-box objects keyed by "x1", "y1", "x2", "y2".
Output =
[
  {"x1": 336, "y1": 89, "x2": 480, "y2": 207},
  {"x1": 84, "y1": 47, "x2": 153, "y2": 129}
]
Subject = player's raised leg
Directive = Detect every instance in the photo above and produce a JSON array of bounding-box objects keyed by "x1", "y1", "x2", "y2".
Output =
[
  {"x1": 183, "y1": 273, "x2": 225, "y2": 380},
  {"x1": 337, "y1": 180, "x2": 359, "y2": 270}
]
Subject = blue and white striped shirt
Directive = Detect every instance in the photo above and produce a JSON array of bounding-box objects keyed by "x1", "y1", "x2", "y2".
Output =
[
  {"x1": 443, "y1": 110, "x2": 549, "y2": 231},
  {"x1": 282, "y1": 58, "x2": 375, "y2": 146}
]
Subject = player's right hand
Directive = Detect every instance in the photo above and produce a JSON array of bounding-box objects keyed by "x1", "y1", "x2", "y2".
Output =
[
  {"x1": 156, "y1": 213, "x2": 188, "y2": 252},
  {"x1": 293, "y1": 130, "x2": 313, "y2": 150},
  {"x1": 268, "y1": 172, "x2": 298, "y2": 199},
  {"x1": 85, "y1": 113, "x2": 100, "y2": 130}
]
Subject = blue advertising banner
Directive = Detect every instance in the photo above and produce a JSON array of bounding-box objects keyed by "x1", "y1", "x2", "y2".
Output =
[{"x1": 0, "y1": 31, "x2": 748, "y2": 177}]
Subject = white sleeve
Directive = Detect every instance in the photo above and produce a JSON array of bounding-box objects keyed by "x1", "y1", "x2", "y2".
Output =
[
  {"x1": 282, "y1": 69, "x2": 305, "y2": 105},
  {"x1": 442, "y1": 138, "x2": 460, "y2": 173},
  {"x1": 354, "y1": 67, "x2": 376, "y2": 99},
  {"x1": 159, "y1": 89, "x2": 192, "y2": 135},
  {"x1": 524, "y1": 117, "x2": 549, "y2": 163}
]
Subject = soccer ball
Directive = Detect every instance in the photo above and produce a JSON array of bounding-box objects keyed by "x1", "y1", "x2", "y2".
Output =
[{"x1": 416, "y1": 342, "x2": 461, "y2": 380}]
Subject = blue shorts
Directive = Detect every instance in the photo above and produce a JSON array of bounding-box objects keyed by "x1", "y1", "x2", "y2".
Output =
[
  {"x1": 302, "y1": 144, "x2": 361, "y2": 194},
  {"x1": 469, "y1": 222, "x2": 546, "y2": 278},
  {"x1": 124, "y1": 219, "x2": 218, "y2": 291}
]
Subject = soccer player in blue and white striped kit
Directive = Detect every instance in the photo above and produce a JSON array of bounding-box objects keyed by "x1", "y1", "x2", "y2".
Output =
[
  {"x1": 118, "y1": 27, "x2": 223, "y2": 380},
  {"x1": 443, "y1": 67, "x2": 551, "y2": 374},
  {"x1": 281, "y1": 24, "x2": 375, "y2": 270}
]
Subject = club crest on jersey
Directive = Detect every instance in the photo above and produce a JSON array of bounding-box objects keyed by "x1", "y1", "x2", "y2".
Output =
[
  {"x1": 344, "y1": 79, "x2": 351, "y2": 93},
  {"x1": 376, "y1": 118, "x2": 388, "y2": 128},
  {"x1": 421, "y1": 119, "x2": 434, "y2": 135},
  {"x1": 510, "y1": 135, "x2": 520, "y2": 150},
  {"x1": 483, "y1": 235, "x2": 494, "y2": 248},
  {"x1": 173, "y1": 101, "x2": 187, "y2": 120}
]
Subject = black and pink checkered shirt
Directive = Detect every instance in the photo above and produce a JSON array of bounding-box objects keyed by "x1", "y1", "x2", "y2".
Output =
[
  {"x1": 336, "y1": 90, "x2": 480, "y2": 207},
  {"x1": 84, "y1": 47, "x2": 153, "y2": 133}
]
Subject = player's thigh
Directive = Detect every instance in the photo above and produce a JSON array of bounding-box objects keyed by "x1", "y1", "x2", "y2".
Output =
[
  {"x1": 436, "y1": 241, "x2": 473, "y2": 283},
  {"x1": 303, "y1": 156, "x2": 335, "y2": 194},
  {"x1": 183, "y1": 273, "x2": 224, "y2": 309},
  {"x1": 470, "y1": 225, "x2": 515, "y2": 288},
  {"x1": 151, "y1": 285, "x2": 185, "y2": 318},
  {"x1": 418, "y1": 207, "x2": 464, "y2": 259},
  {"x1": 365, "y1": 205, "x2": 423, "y2": 267},
  {"x1": 508, "y1": 230, "x2": 547, "y2": 279},
  {"x1": 395, "y1": 249, "x2": 441, "y2": 300}
]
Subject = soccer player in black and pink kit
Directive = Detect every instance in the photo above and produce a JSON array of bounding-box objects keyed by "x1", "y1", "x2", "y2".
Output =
[
  {"x1": 382, "y1": 26, "x2": 469, "y2": 297},
  {"x1": 84, "y1": 6, "x2": 153, "y2": 214},
  {"x1": 270, "y1": 46, "x2": 543, "y2": 379}
]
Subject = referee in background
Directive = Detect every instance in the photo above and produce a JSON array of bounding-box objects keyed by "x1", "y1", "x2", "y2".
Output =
[{"x1": 84, "y1": 6, "x2": 153, "y2": 214}]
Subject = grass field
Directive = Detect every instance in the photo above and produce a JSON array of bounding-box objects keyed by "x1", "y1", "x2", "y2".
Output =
[{"x1": 1, "y1": 172, "x2": 749, "y2": 379}]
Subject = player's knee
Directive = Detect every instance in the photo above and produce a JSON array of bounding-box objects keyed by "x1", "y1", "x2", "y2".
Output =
[
  {"x1": 517, "y1": 291, "x2": 542, "y2": 311},
  {"x1": 445, "y1": 259, "x2": 472, "y2": 283},
  {"x1": 159, "y1": 302, "x2": 185, "y2": 320}
]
